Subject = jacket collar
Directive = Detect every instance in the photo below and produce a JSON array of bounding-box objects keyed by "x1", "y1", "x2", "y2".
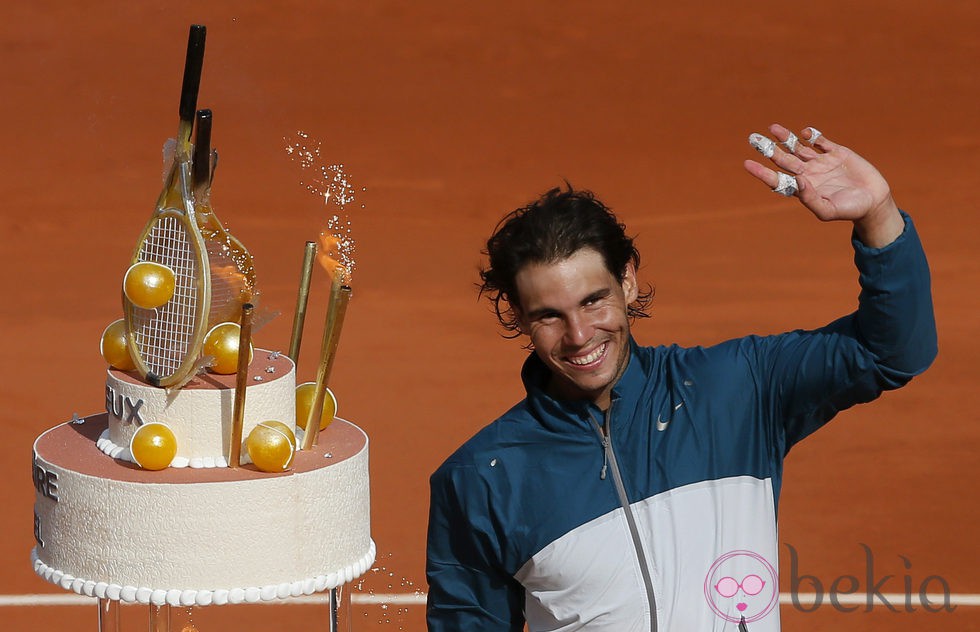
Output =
[{"x1": 520, "y1": 337, "x2": 649, "y2": 433}]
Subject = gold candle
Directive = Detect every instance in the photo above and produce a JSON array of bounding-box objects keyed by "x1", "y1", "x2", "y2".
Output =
[
  {"x1": 287, "y1": 240, "x2": 318, "y2": 364},
  {"x1": 228, "y1": 303, "x2": 255, "y2": 468},
  {"x1": 301, "y1": 274, "x2": 351, "y2": 450}
]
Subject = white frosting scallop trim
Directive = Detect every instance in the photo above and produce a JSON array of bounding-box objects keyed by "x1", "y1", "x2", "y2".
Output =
[
  {"x1": 32, "y1": 540, "x2": 376, "y2": 605},
  {"x1": 97, "y1": 428, "x2": 230, "y2": 469}
]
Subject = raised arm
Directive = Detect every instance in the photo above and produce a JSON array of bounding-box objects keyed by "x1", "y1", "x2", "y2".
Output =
[
  {"x1": 744, "y1": 124, "x2": 904, "y2": 248},
  {"x1": 740, "y1": 125, "x2": 936, "y2": 446}
]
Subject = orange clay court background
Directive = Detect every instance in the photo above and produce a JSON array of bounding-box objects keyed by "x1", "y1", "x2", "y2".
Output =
[{"x1": 1, "y1": 2, "x2": 977, "y2": 631}]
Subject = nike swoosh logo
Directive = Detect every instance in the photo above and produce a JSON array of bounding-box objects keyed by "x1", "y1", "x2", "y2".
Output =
[{"x1": 656, "y1": 402, "x2": 684, "y2": 432}]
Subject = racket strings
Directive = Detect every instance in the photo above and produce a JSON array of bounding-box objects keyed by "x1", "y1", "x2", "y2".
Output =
[{"x1": 132, "y1": 216, "x2": 200, "y2": 377}]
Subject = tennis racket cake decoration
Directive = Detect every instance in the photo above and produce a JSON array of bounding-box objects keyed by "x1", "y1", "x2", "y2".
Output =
[{"x1": 123, "y1": 25, "x2": 256, "y2": 388}]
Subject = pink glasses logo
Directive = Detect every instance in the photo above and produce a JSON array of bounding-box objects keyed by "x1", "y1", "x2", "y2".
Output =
[
  {"x1": 704, "y1": 550, "x2": 779, "y2": 624},
  {"x1": 714, "y1": 574, "x2": 766, "y2": 598}
]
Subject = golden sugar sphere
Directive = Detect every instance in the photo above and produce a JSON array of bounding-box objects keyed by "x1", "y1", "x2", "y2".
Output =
[
  {"x1": 246, "y1": 421, "x2": 296, "y2": 472},
  {"x1": 123, "y1": 262, "x2": 176, "y2": 309},
  {"x1": 203, "y1": 322, "x2": 253, "y2": 374},
  {"x1": 295, "y1": 382, "x2": 337, "y2": 431},
  {"x1": 130, "y1": 422, "x2": 178, "y2": 471},
  {"x1": 100, "y1": 319, "x2": 136, "y2": 370},
  {"x1": 260, "y1": 420, "x2": 296, "y2": 446}
]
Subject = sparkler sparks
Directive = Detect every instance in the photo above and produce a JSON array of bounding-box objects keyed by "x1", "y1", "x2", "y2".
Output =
[{"x1": 284, "y1": 132, "x2": 358, "y2": 283}]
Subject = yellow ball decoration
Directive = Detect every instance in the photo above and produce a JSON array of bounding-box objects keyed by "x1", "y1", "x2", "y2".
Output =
[
  {"x1": 100, "y1": 319, "x2": 135, "y2": 370},
  {"x1": 130, "y1": 422, "x2": 178, "y2": 471},
  {"x1": 260, "y1": 420, "x2": 296, "y2": 446},
  {"x1": 124, "y1": 262, "x2": 176, "y2": 309},
  {"x1": 203, "y1": 322, "x2": 253, "y2": 374},
  {"x1": 246, "y1": 421, "x2": 296, "y2": 472},
  {"x1": 295, "y1": 382, "x2": 337, "y2": 431}
]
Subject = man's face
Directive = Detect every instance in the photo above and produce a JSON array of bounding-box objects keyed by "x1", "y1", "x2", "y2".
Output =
[{"x1": 515, "y1": 248, "x2": 638, "y2": 410}]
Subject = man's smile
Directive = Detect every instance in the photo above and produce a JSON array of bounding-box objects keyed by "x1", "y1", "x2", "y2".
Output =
[{"x1": 566, "y1": 342, "x2": 607, "y2": 367}]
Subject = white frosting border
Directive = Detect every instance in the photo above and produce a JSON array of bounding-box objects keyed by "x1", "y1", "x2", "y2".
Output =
[
  {"x1": 97, "y1": 428, "x2": 229, "y2": 468},
  {"x1": 32, "y1": 540, "x2": 376, "y2": 606}
]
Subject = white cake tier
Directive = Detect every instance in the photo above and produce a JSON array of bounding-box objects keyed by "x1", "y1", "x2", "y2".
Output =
[
  {"x1": 32, "y1": 414, "x2": 373, "y2": 603},
  {"x1": 104, "y1": 349, "x2": 296, "y2": 468}
]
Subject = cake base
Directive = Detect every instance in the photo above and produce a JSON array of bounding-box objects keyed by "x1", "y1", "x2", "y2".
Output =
[{"x1": 32, "y1": 413, "x2": 373, "y2": 605}]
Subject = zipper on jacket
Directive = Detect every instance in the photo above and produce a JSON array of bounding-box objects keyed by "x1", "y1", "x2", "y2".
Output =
[
  {"x1": 599, "y1": 435, "x2": 609, "y2": 480},
  {"x1": 589, "y1": 405, "x2": 659, "y2": 632}
]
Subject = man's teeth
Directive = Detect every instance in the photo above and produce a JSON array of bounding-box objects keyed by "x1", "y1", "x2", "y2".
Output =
[{"x1": 569, "y1": 344, "x2": 605, "y2": 365}]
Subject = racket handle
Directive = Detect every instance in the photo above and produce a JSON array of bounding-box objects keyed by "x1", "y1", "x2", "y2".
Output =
[
  {"x1": 179, "y1": 25, "x2": 207, "y2": 124},
  {"x1": 193, "y1": 109, "x2": 212, "y2": 190}
]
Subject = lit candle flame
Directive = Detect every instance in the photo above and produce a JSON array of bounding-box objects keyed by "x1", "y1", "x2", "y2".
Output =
[{"x1": 316, "y1": 233, "x2": 349, "y2": 285}]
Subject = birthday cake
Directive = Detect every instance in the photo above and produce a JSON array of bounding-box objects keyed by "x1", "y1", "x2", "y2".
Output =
[
  {"x1": 30, "y1": 24, "x2": 372, "y2": 606},
  {"x1": 31, "y1": 346, "x2": 373, "y2": 607}
]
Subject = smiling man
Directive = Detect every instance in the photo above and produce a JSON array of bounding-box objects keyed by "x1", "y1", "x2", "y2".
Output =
[{"x1": 425, "y1": 124, "x2": 937, "y2": 631}]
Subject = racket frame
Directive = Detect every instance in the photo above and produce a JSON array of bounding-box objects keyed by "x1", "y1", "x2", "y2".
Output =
[{"x1": 125, "y1": 157, "x2": 212, "y2": 387}]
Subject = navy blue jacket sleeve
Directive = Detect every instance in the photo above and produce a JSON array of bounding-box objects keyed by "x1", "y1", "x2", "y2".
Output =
[
  {"x1": 757, "y1": 210, "x2": 937, "y2": 449},
  {"x1": 850, "y1": 211, "x2": 937, "y2": 380},
  {"x1": 426, "y1": 464, "x2": 526, "y2": 631}
]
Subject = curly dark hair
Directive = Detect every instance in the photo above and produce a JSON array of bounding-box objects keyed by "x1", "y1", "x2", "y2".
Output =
[{"x1": 479, "y1": 185, "x2": 653, "y2": 336}]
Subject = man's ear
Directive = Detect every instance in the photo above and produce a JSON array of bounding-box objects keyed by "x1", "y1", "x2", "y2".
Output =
[
  {"x1": 622, "y1": 262, "x2": 638, "y2": 304},
  {"x1": 512, "y1": 301, "x2": 528, "y2": 334}
]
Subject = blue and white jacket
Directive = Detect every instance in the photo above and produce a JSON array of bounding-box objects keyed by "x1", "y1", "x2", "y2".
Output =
[{"x1": 426, "y1": 213, "x2": 937, "y2": 631}]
